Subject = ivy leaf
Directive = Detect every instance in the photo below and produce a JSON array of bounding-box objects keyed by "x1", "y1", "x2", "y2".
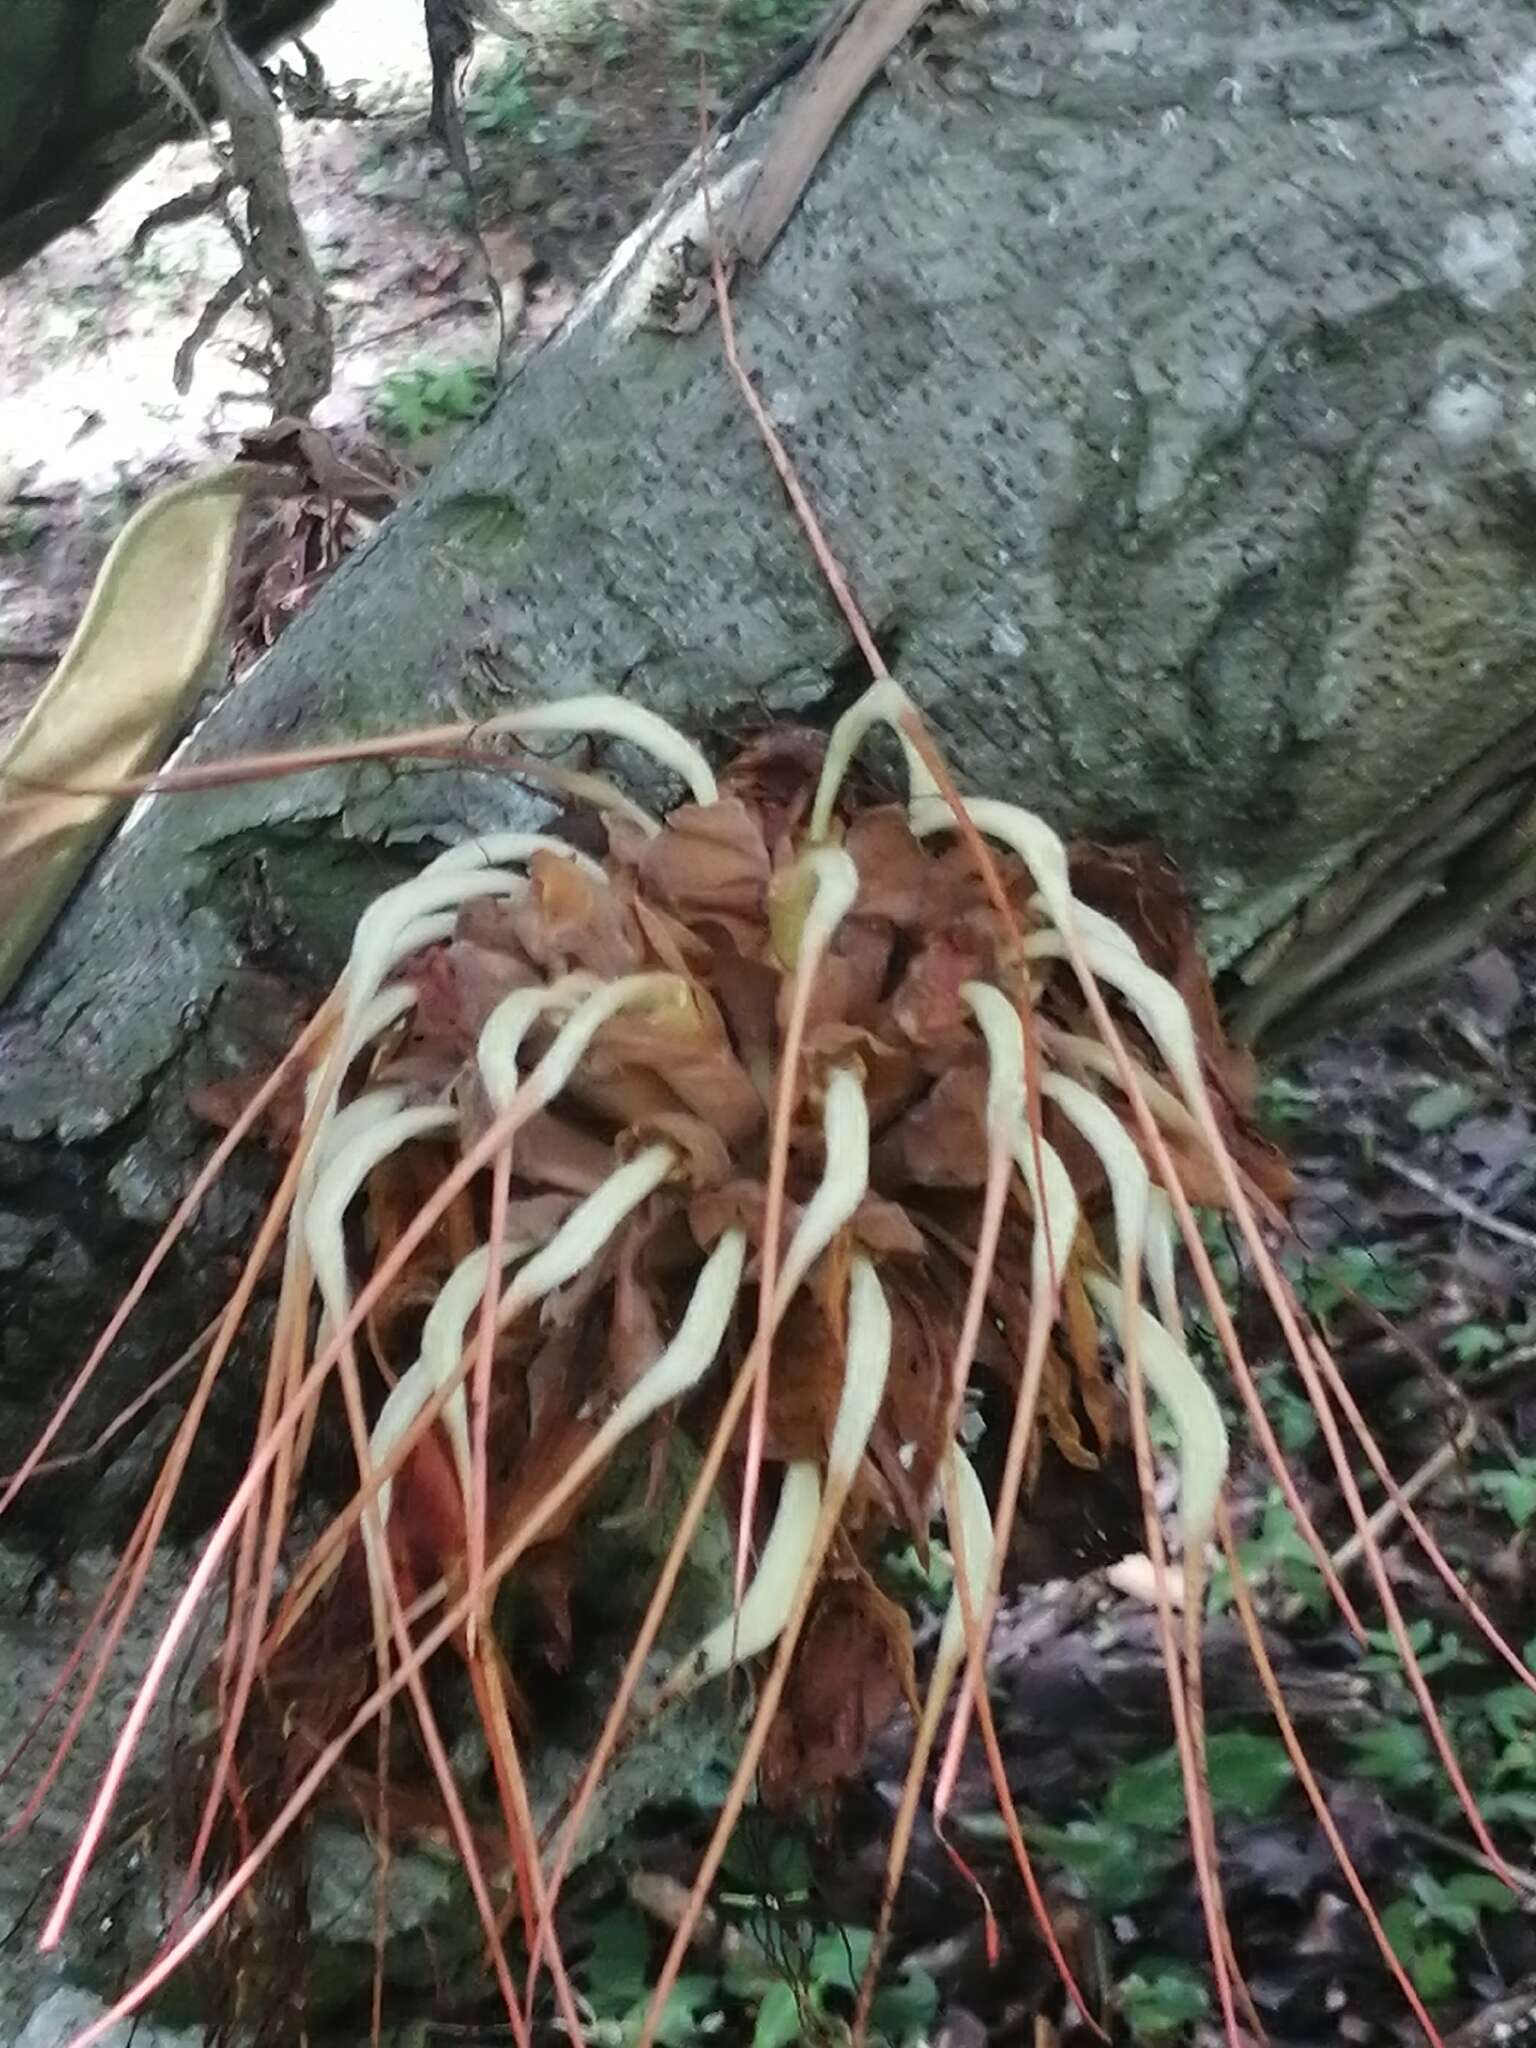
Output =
[
  {"x1": 869, "y1": 1964, "x2": 940, "y2": 2044},
  {"x1": 1034, "y1": 1819, "x2": 1174, "y2": 1908},
  {"x1": 582, "y1": 1906, "x2": 652, "y2": 2018},
  {"x1": 1348, "y1": 1721, "x2": 1432, "y2": 1790},
  {"x1": 753, "y1": 1980, "x2": 804, "y2": 2048},
  {"x1": 1119, "y1": 1960, "x2": 1209, "y2": 2038},
  {"x1": 1102, "y1": 1731, "x2": 1293, "y2": 1833},
  {"x1": 643, "y1": 1975, "x2": 721, "y2": 2046},
  {"x1": 1103, "y1": 1750, "x2": 1186, "y2": 1833},
  {"x1": 1474, "y1": 1465, "x2": 1536, "y2": 1528},
  {"x1": 1407, "y1": 1081, "x2": 1480, "y2": 1132},
  {"x1": 1204, "y1": 1730, "x2": 1295, "y2": 1819},
  {"x1": 809, "y1": 1925, "x2": 873, "y2": 1995}
]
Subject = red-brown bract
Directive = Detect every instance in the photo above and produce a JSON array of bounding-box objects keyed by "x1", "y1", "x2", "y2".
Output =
[{"x1": 2, "y1": 679, "x2": 1525, "y2": 2048}]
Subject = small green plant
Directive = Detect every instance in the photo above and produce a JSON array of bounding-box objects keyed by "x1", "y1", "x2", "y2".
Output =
[
  {"x1": 1296, "y1": 1240, "x2": 1427, "y2": 1322},
  {"x1": 466, "y1": 48, "x2": 597, "y2": 151},
  {"x1": 573, "y1": 1900, "x2": 936, "y2": 2046},
  {"x1": 1350, "y1": 1630, "x2": 1536, "y2": 1826},
  {"x1": 1447, "y1": 1320, "x2": 1511, "y2": 1367},
  {"x1": 1118, "y1": 1958, "x2": 1210, "y2": 2039},
  {"x1": 1028, "y1": 1731, "x2": 1296, "y2": 1912},
  {"x1": 1253, "y1": 1363, "x2": 1319, "y2": 1452},
  {"x1": 880, "y1": 1536, "x2": 954, "y2": 1607},
  {"x1": 577, "y1": 1905, "x2": 718, "y2": 2045},
  {"x1": 1380, "y1": 1870, "x2": 1518, "y2": 2002},
  {"x1": 0, "y1": 506, "x2": 45, "y2": 554},
  {"x1": 746, "y1": 1926, "x2": 936, "y2": 2048},
  {"x1": 671, "y1": 0, "x2": 825, "y2": 84},
  {"x1": 1208, "y1": 1489, "x2": 1328, "y2": 1617},
  {"x1": 1255, "y1": 1072, "x2": 1317, "y2": 1132},
  {"x1": 1471, "y1": 1452, "x2": 1536, "y2": 1529},
  {"x1": 466, "y1": 50, "x2": 539, "y2": 134},
  {"x1": 372, "y1": 360, "x2": 496, "y2": 445}
]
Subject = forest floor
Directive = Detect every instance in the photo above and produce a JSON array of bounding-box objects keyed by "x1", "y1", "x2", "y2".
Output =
[
  {"x1": 1, "y1": 4, "x2": 1534, "y2": 2044},
  {"x1": 0, "y1": 0, "x2": 820, "y2": 741}
]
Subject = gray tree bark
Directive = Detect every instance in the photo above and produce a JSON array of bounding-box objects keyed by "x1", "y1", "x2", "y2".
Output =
[
  {"x1": 5, "y1": 0, "x2": 1536, "y2": 2022},
  {"x1": 9, "y1": 0, "x2": 1536, "y2": 1501}
]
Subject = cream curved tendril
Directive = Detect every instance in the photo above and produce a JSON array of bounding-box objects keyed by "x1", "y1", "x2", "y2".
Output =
[
  {"x1": 1088, "y1": 1275, "x2": 1228, "y2": 1554},
  {"x1": 1040, "y1": 1073, "x2": 1229, "y2": 1551},
  {"x1": 369, "y1": 1240, "x2": 529, "y2": 1538},
  {"x1": 425, "y1": 830, "x2": 607, "y2": 878},
  {"x1": 665, "y1": 1462, "x2": 822, "y2": 1696},
  {"x1": 481, "y1": 970, "x2": 689, "y2": 1116},
  {"x1": 808, "y1": 676, "x2": 937, "y2": 838},
  {"x1": 480, "y1": 693, "x2": 718, "y2": 806},
  {"x1": 493, "y1": 1228, "x2": 749, "y2": 1569},
  {"x1": 657, "y1": 1246, "x2": 893, "y2": 1708},
  {"x1": 773, "y1": 1063, "x2": 869, "y2": 1314},
  {"x1": 630, "y1": 1256, "x2": 894, "y2": 2046}
]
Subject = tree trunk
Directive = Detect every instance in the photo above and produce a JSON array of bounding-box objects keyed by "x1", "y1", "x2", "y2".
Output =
[
  {"x1": 0, "y1": 0, "x2": 329, "y2": 276},
  {"x1": 5, "y1": 0, "x2": 1536, "y2": 2019},
  {"x1": 8, "y1": 0, "x2": 1536, "y2": 1491}
]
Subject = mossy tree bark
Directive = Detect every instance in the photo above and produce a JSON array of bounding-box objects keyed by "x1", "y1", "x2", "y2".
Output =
[{"x1": 8, "y1": 0, "x2": 1536, "y2": 1508}]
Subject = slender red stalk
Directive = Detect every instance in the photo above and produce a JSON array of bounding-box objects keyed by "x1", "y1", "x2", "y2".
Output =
[
  {"x1": 1219, "y1": 1503, "x2": 1446, "y2": 2047},
  {"x1": 0, "y1": 1002, "x2": 332, "y2": 1521}
]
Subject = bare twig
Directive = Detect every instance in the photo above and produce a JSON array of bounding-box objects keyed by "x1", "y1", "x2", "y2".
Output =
[
  {"x1": 201, "y1": 21, "x2": 333, "y2": 417},
  {"x1": 1445, "y1": 1977, "x2": 1536, "y2": 2048},
  {"x1": 173, "y1": 272, "x2": 246, "y2": 393},
  {"x1": 1328, "y1": 1410, "x2": 1479, "y2": 1577},
  {"x1": 129, "y1": 174, "x2": 232, "y2": 258},
  {"x1": 138, "y1": 0, "x2": 333, "y2": 418},
  {"x1": 1377, "y1": 1147, "x2": 1536, "y2": 1253},
  {"x1": 424, "y1": 0, "x2": 508, "y2": 378}
]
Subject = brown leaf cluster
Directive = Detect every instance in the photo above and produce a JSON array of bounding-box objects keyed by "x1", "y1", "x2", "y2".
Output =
[{"x1": 261, "y1": 730, "x2": 1287, "y2": 1811}]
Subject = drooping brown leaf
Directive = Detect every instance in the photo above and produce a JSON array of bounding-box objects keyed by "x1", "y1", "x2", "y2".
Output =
[
  {"x1": 1062, "y1": 1267, "x2": 1115, "y2": 1456},
  {"x1": 636, "y1": 797, "x2": 771, "y2": 936},
  {"x1": 509, "y1": 851, "x2": 643, "y2": 981},
  {"x1": 760, "y1": 1565, "x2": 915, "y2": 1806},
  {"x1": 582, "y1": 993, "x2": 764, "y2": 1149},
  {"x1": 874, "y1": 1064, "x2": 989, "y2": 1190}
]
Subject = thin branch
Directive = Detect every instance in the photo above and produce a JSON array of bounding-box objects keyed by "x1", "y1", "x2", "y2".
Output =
[{"x1": 1376, "y1": 1147, "x2": 1536, "y2": 1253}]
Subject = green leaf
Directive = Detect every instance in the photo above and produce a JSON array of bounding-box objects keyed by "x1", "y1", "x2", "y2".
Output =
[
  {"x1": 869, "y1": 1964, "x2": 940, "y2": 2044},
  {"x1": 1474, "y1": 1465, "x2": 1536, "y2": 1528},
  {"x1": 753, "y1": 1980, "x2": 804, "y2": 2048},
  {"x1": 721, "y1": 1820, "x2": 814, "y2": 1902},
  {"x1": 1479, "y1": 1789, "x2": 1536, "y2": 1823},
  {"x1": 1306, "y1": 1242, "x2": 1426, "y2": 1317},
  {"x1": 1381, "y1": 1898, "x2": 1459, "y2": 2000},
  {"x1": 808, "y1": 1925, "x2": 873, "y2": 1996},
  {"x1": 1101, "y1": 1731, "x2": 1293, "y2": 1836},
  {"x1": 583, "y1": 1906, "x2": 653, "y2": 2018},
  {"x1": 1411, "y1": 1870, "x2": 1481, "y2": 1936},
  {"x1": 642, "y1": 1975, "x2": 721, "y2": 2046},
  {"x1": 1118, "y1": 1960, "x2": 1209, "y2": 2038},
  {"x1": 1035, "y1": 1819, "x2": 1173, "y2": 1908},
  {"x1": 1348, "y1": 1720, "x2": 1431, "y2": 1789},
  {"x1": 1407, "y1": 1081, "x2": 1480, "y2": 1132},
  {"x1": 1481, "y1": 1685, "x2": 1536, "y2": 1742},
  {"x1": 1103, "y1": 1749, "x2": 1187, "y2": 1834},
  {"x1": 1441, "y1": 1871, "x2": 1520, "y2": 1918},
  {"x1": 1204, "y1": 1731, "x2": 1295, "y2": 1819},
  {"x1": 1447, "y1": 1322, "x2": 1507, "y2": 1366}
]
